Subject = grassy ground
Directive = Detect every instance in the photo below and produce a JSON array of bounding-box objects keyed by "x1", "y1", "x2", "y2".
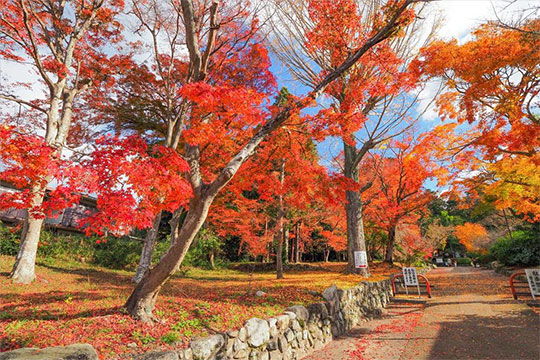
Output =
[{"x1": 0, "y1": 255, "x2": 399, "y2": 358}]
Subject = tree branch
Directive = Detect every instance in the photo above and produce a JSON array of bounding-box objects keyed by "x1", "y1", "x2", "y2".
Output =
[{"x1": 0, "y1": 94, "x2": 47, "y2": 113}]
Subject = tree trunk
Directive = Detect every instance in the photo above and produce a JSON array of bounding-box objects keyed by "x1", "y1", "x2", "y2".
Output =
[
  {"x1": 276, "y1": 234, "x2": 284, "y2": 279},
  {"x1": 266, "y1": 242, "x2": 271, "y2": 263},
  {"x1": 284, "y1": 227, "x2": 289, "y2": 264},
  {"x1": 125, "y1": 196, "x2": 212, "y2": 322},
  {"x1": 502, "y1": 209, "x2": 513, "y2": 240},
  {"x1": 384, "y1": 226, "x2": 396, "y2": 263},
  {"x1": 133, "y1": 212, "x2": 162, "y2": 283},
  {"x1": 324, "y1": 248, "x2": 330, "y2": 262},
  {"x1": 10, "y1": 188, "x2": 46, "y2": 284},
  {"x1": 276, "y1": 159, "x2": 285, "y2": 279},
  {"x1": 291, "y1": 223, "x2": 299, "y2": 263},
  {"x1": 296, "y1": 222, "x2": 301, "y2": 263},
  {"x1": 344, "y1": 141, "x2": 370, "y2": 276},
  {"x1": 209, "y1": 250, "x2": 215, "y2": 269}
]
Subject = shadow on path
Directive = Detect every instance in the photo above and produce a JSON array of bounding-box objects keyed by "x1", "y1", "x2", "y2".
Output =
[{"x1": 427, "y1": 311, "x2": 540, "y2": 360}]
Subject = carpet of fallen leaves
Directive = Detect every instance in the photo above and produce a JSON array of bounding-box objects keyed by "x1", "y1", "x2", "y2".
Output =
[
  {"x1": 348, "y1": 308, "x2": 424, "y2": 360},
  {"x1": 0, "y1": 256, "x2": 399, "y2": 358}
]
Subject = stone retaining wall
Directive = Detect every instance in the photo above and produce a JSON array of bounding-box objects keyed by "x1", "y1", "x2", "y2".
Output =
[{"x1": 0, "y1": 280, "x2": 393, "y2": 360}]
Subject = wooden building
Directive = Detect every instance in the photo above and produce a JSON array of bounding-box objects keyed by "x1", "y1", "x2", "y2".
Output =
[{"x1": 0, "y1": 181, "x2": 97, "y2": 233}]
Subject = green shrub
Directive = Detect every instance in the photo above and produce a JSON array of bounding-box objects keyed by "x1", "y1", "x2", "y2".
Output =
[
  {"x1": 93, "y1": 237, "x2": 143, "y2": 270},
  {"x1": 489, "y1": 231, "x2": 540, "y2": 267},
  {"x1": 456, "y1": 257, "x2": 472, "y2": 266},
  {"x1": 0, "y1": 224, "x2": 19, "y2": 256},
  {"x1": 38, "y1": 231, "x2": 95, "y2": 260},
  {"x1": 476, "y1": 253, "x2": 496, "y2": 265},
  {"x1": 183, "y1": 229, "x2": 226, "y2": 269},
  {"x1": 0, "y1": 221, "x2": 229, "y2": 272}
]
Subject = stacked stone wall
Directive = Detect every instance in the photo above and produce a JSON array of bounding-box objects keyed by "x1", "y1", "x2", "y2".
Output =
[{"x1": 0, "y1": 280, "x2": 393, "y2": 360}]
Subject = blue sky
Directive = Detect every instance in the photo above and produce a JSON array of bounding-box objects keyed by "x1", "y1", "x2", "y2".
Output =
[
  {"x1": 263, "y1": 0, "x2": 538, "y2": 192},
  {"x1": 0, "y1": 0, "x2": 535, "y2": 194}
]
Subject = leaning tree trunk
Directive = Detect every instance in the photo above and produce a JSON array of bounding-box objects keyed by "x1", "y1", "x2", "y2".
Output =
[
  {"x1": 384, "y1": 226, "x2": 396, "y2": 264},
  {"x1": 125, "y1": 196, "x2": 213, "y2": 322},
  {"x1": 133, "y1": 212, "x2": 163, "y2": 283},
  {"x1": 10, "y1": 187, "x2": 47, "y2": 284},
  {"x1": 344, "y1": 142, "x2": 370, "y2": 276}
]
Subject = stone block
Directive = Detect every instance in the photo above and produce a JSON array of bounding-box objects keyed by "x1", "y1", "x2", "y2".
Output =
[
  {"x1": 284, "y1": 306, "x2": 308, "y2": 323},
  {"x1": 277, "y1": 335, "x2": 288, "y2": 353},
  {"x1": 135, "y1": 351, "x2": 179, "y2": 360},
  {"x1": 275, "y1": 315, "x2": 290, "y2": 331},
  {"x1": 284, "y1": 329, "x2": 295, "y2": 343},
  {"x1": 245, "y1": 318, "x2": 270, "y2": 347},
  {"x1": 0, "y1": 344, "x2": 98, "y2": 360},
  {"x1": 269, "y1": 350, "x2": 282, "y2": 360},
  {"x1": 307, "y1": 303, "x2": 329, "y2": 321},
  {"x1": 190, "y1": 334, "x2": 226, "y2": 360}
]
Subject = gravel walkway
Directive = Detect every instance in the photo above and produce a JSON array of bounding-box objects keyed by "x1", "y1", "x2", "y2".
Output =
[{"x1": 305, "y1": 267, "x2": 540, "y2": 360}]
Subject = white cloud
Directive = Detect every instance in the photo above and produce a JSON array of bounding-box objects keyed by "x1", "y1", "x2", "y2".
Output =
[
  {"x1": 433, "y1": 0, "x2": 538, "y2": 42},
  {"x1": 416, "y1": 0, "x2": 537, "y2": 122},
  {"x1": 0, "y1": 59, "x2": 46, "y2": 105}
]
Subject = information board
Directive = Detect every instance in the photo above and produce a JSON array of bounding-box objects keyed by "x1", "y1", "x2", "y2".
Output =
[
  {"x1": 403, "y1": 267, "x2": 419, "y2": 286},
  {"x1": 354, "y1": 251, "x2": 367, "y2": 268},
  {"x1": 525, "y1": 269, "x2": 540, "y2": 300}
]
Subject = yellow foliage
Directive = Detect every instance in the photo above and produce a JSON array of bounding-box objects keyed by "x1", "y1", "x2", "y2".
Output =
[{"x1": 455, "y1": 222, "x2": 489, "y2": 253}]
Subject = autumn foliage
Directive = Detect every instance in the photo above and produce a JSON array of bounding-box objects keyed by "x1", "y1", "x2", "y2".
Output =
[
  {"x1": 417, "y1": 20, "x2": 540, "y2": 220},
  {"x1": 454, "y1": 222, "x2": 489, "y2": 253},
  {"x1": 1, "y1": 0, "x2": 537, "y2": 349}
]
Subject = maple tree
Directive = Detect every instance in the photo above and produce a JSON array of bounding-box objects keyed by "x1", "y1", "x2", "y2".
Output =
[
  {"x1": 0, "y1": 125, "x2": 87, "y2": 219},
  {"x1": 116, "y1": 0, "x2": 423, "y2": 321},
  {"x1": 454, "y1": 222, "x2": 489, "y2": 254},
  {"x1": 363, "y1": 132, "x2": 439, "y2": 263},
  {"x1": 416, "y1": 19, "x2": 540, "y2": 221},
  {"x1": 0, "y1": 0, "x2": 125, "y2": 284},
  {"x1": 208, "y1": 101, "x2": 344, "y2": 278},
  {"x1": 87, "y1": 0, "x2": 277, "y2": 283},
  {"x1": 269, "y1": 0, "x2": 437, "y2": 275}
]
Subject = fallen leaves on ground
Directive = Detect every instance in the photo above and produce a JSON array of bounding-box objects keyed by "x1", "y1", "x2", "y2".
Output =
[{"x1": 0, "y1": 256, "x2": 399, "y2": 358}]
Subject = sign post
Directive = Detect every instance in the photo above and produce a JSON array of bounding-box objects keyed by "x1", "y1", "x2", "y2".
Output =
[
  {"x1": 524, "y1": 269, "x2": 540, "y2": 300},
  {"x1": 403, "y1": 267, "x2": 420, "y2": 297},
  {"x1": 354, "y1": 251, "x2": 367, "y2": 269}
]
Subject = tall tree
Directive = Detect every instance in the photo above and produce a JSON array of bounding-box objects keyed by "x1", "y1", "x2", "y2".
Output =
[
  {"x1": 364, "y1": 133, "x2": 437, "y2": 263},
  {"x1": 267, "y1": 0, "x2": 438, "y2": 275},
  {"x1": 0, "y1": 0, "x2": 125, "y2": 283},
  {"x1": 88, "y1": 0, "x2": 276, "y2": 282},
  {"x1": 417, "y1": 19, "x2": 540, "y2": 221},
  {"x1": 118, "y1": 0, "x2": 424, "y2": 321}
]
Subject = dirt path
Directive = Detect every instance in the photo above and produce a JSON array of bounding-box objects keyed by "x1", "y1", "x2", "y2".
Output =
[{"x1": 305, "y1": 267, "x2": 540, "y2": 360}]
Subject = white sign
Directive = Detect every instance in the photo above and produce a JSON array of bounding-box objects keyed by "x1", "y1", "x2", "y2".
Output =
[
  {"x1": 525, "y1": 269, "x2": 540, "y2": 300},
  {"x1": 354, "y1": 251, "x2": 367, "y2": 268},
  {"x1": 436, "y1": 257, "x2": 443, "y2": 264},
  {"x1": 403, "y1": 267, "x2": 419, "y2": 286}
]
